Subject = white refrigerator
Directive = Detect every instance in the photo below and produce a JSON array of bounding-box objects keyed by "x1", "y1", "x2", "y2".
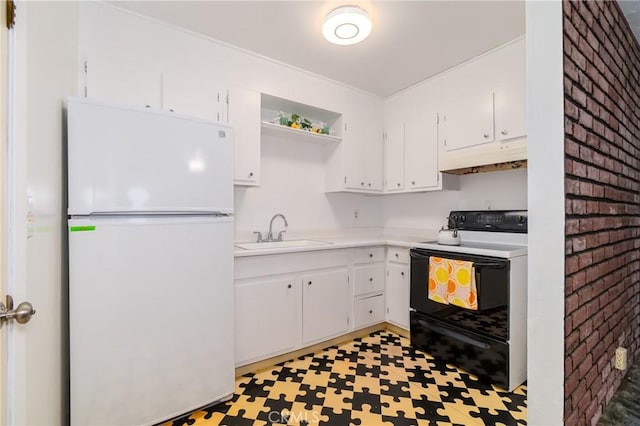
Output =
[{"x1": 67, "y1": 98, "x2": 235, "y2": 425}]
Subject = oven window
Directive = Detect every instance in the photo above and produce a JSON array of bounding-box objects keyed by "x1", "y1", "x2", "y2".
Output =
[{"x1": 410, "y1": 249, "x2": 510, "y2": 341}]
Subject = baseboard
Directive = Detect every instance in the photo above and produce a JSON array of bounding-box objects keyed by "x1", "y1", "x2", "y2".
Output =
[
  {"x1": 235, "y1": 322, "x2": 409, "y2": 378},
  {"x1": 384, "y1": 322, "x2": 410, "y2": 338}
]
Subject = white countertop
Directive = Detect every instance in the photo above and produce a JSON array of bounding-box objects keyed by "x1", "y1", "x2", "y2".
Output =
[
  {"x1": 234, "y1": 229, "x2": 528, "y2": 258},
  {"x1": 234, "y1": 230, "x2": 436, "y2": 257}
]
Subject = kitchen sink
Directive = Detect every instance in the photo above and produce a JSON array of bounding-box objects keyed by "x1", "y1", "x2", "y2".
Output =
[{"x1": 235, "y1": 240, "x2": 332, "y2": 250}]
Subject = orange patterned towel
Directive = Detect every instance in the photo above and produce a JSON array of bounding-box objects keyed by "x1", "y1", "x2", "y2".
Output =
[{"x1": 428, "y1": 257, "x2": 478, "y2": 310}]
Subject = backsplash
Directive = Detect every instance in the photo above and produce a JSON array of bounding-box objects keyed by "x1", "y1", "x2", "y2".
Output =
[
  {"x1": 382, "y1": 168, "x2": 528, "y2": 232},
  {"x1": 234, "y1": 150, "x2": 527, "y2": 240}
]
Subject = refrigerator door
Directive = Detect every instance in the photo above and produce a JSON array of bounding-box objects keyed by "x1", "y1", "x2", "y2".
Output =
[
  {"x1": 67, "y1": 98, "x2": 233, "y2": 215},
  {"x1": 68, "y1": 216, "x2": 234, "y2": 425}
]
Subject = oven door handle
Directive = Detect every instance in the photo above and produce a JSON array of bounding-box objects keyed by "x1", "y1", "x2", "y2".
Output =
[
  {"x1": 422, "y1": 320, "x2": 491, "y2": 349},
  {"x1": 473, "y1": 262, "x2": 507, "y2": 269}
]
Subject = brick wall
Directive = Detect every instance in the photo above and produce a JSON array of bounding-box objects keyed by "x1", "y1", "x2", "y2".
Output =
[{"x1": 564, "y1": 1, "x2": 640, "y2": 424}]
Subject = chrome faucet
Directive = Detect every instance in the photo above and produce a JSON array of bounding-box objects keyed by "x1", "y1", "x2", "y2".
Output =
[{"x1": 267, "y1": 213, "x2": 288, "y2": 242}]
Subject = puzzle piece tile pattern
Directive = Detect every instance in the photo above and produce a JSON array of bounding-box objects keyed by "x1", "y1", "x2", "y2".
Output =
[{"x1": 165, "y1": 331, "x2": 526, "y2": 425}]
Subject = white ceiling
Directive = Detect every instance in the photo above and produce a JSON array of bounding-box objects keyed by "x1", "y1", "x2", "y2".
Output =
[{"x1": 112, "y1": 1, "x2": 526, "y2": 98}]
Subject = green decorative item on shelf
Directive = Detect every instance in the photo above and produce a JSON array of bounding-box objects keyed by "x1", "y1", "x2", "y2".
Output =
[{"x1": 274, "y1": 111, "x2": 331, "y2": 135}]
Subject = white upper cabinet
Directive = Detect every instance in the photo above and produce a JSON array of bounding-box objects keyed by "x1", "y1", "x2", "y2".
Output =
[
  {"x1": 344, "y1": 114, "x2": 383, "y2": 192},
  {"x1": 404, "y1": 110, "x2": 440, "y2": 190},
  {"x1": 383, "y1": 85, "x2": 456, "y2": 193},
  {"x1": 494, "y1": 85, "x2": 526, "y2": 141},
  {"x1": 383, "y1": 124, "x2": 404, "y2": 191},
  {"x1": 441, "y1": 91, "x2": 495, "y2": 152},
  {"x1": 226, "y1": 87, "x2": 261, "y2": 186},
  {"x1": 162, "y1": 72, "x2": 221, "y2": 120},
  {"x1": 325, "y1": 102, "x2": 384, "y2": 194}
]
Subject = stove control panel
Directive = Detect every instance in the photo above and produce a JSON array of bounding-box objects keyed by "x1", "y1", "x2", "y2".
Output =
[{"x1": 448, "y1": 210, "x2": 527, "y2": 233}]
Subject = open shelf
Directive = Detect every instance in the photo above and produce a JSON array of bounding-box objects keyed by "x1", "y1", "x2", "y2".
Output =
[
  {"x1": 261, "y1": 121, "x2": 342, "y2": 144},
  {"x1": 261, "y1": 93, "x2": 343, "y2": 144}
]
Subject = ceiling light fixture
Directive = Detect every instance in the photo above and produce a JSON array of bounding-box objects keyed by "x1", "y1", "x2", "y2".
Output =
[{"x1": 322, "y1": 6, "x2": 372, "y2": 46}]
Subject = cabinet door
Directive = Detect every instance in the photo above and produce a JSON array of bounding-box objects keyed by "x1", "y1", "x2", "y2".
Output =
[
  {"x1": 342, "y1": 119, "x2": 367, "y2": 191},
  {"x1": 342, "y1": 116, "x2": 383, "y2": 192},
  {"x1": 494, "y1": 85, "x2": 526, "y2": 141},
  {"x1": 404, "y1": 112, "x2": 439, "y2": 189},
  {"x1": 354, "y1": 295, "x2": 385, "y2": 328},
  {"x1": 384, "y1": 124, "x2": 404, "y2": 191},
  {"x1": 386, "y1": 264, "x2": 410, "y2": 329},
  {"x1": 227, "y1": 87, "x2": 261, "y2": 186},
  {"x1": 441, "y1": 91, "x2": 494, "y2": 151},
  {"x1": 235, "y1": 276, "x2": 297, "y2": 364},
  {"x1": 163, "y1": 72, "x2": 221, "y2": 121},
  {"x1": 302, "y1": 269, "x2": 349, "y2": 344},
  {"x1": 85, "y1": 54, "x2": 162, "y2": 109},
  {"x1": 354, "y1": 264, "x2": 386, "y2": 296}
]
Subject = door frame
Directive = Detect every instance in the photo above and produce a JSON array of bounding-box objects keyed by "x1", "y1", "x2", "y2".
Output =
[{"x1": 0, "y1": 0, "x2": 10, "y2": 423}]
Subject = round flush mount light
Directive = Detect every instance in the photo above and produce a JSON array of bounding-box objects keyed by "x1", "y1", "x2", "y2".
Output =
[{"x1": 322, "y1": 6, "x2": 372, "y2": 46}]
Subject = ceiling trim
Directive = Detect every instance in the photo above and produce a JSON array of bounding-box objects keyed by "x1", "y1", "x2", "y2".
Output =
[
  {"x1": 386, "y1": 35, "x2": 526, "y2": 101},
  {"x1": 104, "y1": 1, "x2": 385, "y2": 100}
]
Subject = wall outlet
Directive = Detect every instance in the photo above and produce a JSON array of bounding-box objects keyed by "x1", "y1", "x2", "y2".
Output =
[{"x1": 615, "y1": 347, "x2": 628, "y2": 370}]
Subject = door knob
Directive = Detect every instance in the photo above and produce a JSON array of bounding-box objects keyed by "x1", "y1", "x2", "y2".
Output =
[{"x1": 0, "y1": 295, "x2": 36, "y2": 328}]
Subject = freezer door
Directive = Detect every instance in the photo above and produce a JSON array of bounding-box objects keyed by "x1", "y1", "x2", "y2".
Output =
[
  {"x1": 68, "y1": 216, "x2": 234, "y2": 425},
  {"x1": 67, "y1": 98, "x2": 233, "y2": 215}
]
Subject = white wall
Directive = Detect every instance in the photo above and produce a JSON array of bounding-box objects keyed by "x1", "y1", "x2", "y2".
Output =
[
  {"x1": 526, "y1": 1, "x2": 565, "y2": 424},
  {"x1": 383, "y1": 169, "x2": 527, "y2": 231},
  {"x1": 235, "y1": 133, "x2": 383, "y2": 238}
]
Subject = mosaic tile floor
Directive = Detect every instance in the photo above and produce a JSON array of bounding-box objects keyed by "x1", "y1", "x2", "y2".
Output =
[{"x1": 167, "y1": 331, "x2": 527, "y2": 426}]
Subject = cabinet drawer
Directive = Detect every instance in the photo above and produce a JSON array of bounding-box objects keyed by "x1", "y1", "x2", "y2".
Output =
[
  {"x1": 354, "y1": 265, "x2": 386, "y2": 296},
  {"x1": 387, "y1": 247, "x2": 409, "y2": 264},
  {"x1": 353, "y1": 247, "x2": 385, "y2": 264},
  {"x1": 354, "y1": 295, "x2": 385, "y2": 328}
]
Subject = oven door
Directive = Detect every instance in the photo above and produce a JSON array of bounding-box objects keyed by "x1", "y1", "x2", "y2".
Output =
[{"x1": 410, "y1": 248, "x2": 510, "y2": 341}]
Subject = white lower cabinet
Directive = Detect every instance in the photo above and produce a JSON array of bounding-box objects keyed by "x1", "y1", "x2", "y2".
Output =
[
  {"x1": 354, "y1": 295, "x2": 385, "y2": 328},
  {"x1": 386, "y1": 263, "x2": 410, "y2": 329},
  {"x1": 302, "y1": 269, "x2": 350, "y2": 344},
  {"x1": 385, "y1": 247, "x2": 410, "y2": 330},
  {"x1": 234, "y1": 249, "x2": 350, "y2": 367},
  {"x1": 235, "y1": 276, "x2": 297, "y2": 365},
  {"x1": 354, "y1": 264, "x2": 386, "y2": 295},
  {"x1": 352, "y1": 246, "x2": 386, "y2": 329}
]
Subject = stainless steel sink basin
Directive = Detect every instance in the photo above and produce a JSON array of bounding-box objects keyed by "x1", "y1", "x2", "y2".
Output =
[{"x1": 235, "y1": 240, "x2": 332, "y2": 250}]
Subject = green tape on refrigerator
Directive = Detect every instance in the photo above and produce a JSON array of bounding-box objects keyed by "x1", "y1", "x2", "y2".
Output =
[{"x1": 69, "y1": 225, "x2": 96, "y2": 232}]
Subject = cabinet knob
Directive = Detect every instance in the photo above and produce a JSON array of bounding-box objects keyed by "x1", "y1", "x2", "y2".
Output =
[
  {"x1": 501, "y1": 130, "x2": 508, "y2": 135},
  {"x1": 369, "y1": 253, "x2": 373, "y2": 258},
  {"x1": 369, "y1": 310, "x2": 373, "y2": 314},
  {"x1": 411, "y1": 181, "x2": 416, "y2": 185},
  {"x1": 395, "y1": 253, "x2": 399, "y2": 257},
  {"x1": 368, "y1": 183, "x2": 372, "y2": 187},
  {"x1": 401, "y1": 272, "x2": 405, "y2": 276},
  {"x1": 145, "y1": 105, "x2": 151, "y2": 108},
  {"x1": 287, "y1": 284, "x2": 292, "y2": 288},
  {"x1": 483, "y1": 133, "x2": 490, "y2": 138},
  {"x1": 397, "y1": 183, "x2": 401, "y2": 187},
  {"x1": 308, "y1": 281, "x2": 312, "y2": 285},
  {"x1": 249, "y1": 172, "x2": 254, "y2": 177},
  {"x1": 361, "y1": 182, "x2": 365, "y2": 186},
  {"x1": 169, "y1": 109, "x2": 174, "y2": 112},
  {"x1": 369, "y1": 277, "x2": 373, "y2": 282}
]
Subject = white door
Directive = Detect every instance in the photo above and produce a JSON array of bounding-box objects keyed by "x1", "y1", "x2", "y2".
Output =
[{"x1": 3, "y1": 2, "x2": 80, "y2": 425}]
